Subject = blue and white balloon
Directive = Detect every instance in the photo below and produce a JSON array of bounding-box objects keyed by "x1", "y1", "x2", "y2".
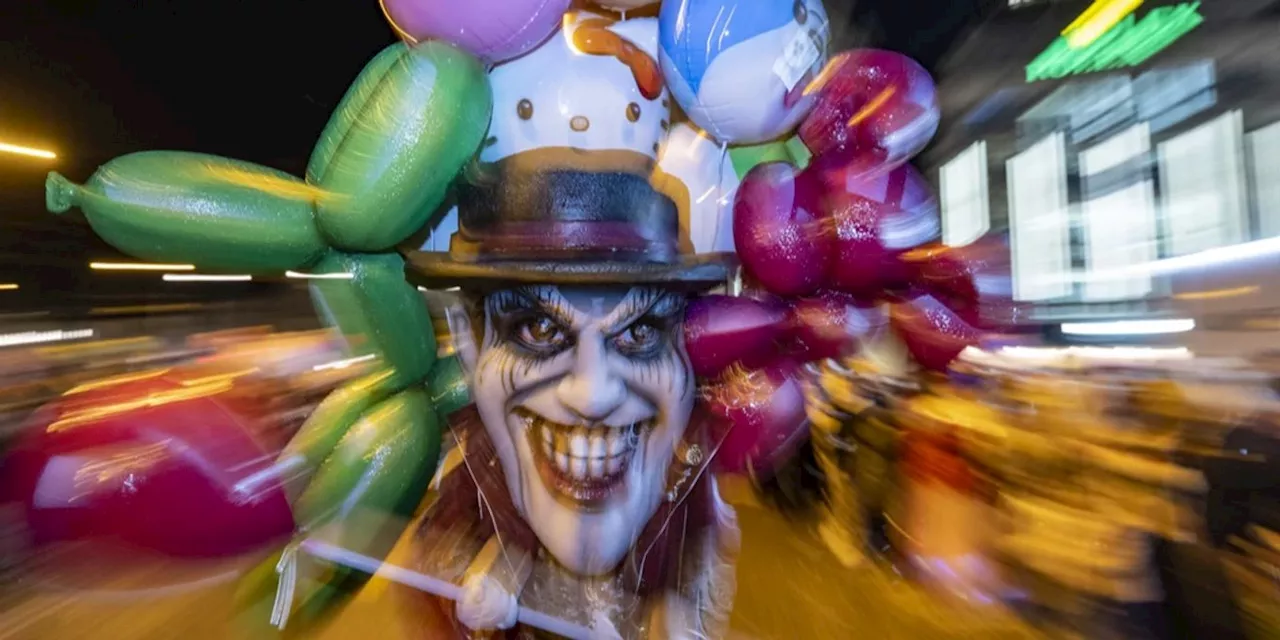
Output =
[{"x1": 659, "y1": 0, "x2": 829, "y2": 145}]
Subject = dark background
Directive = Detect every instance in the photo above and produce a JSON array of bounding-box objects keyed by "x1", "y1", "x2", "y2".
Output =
[{"x1": 0, "y1": 0, "x2": 996, "y2": 310}]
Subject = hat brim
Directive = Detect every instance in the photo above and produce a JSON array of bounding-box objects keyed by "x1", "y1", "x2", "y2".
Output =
[{"x1": 404, "y1": 251, "x2": 735, "y2": 291}]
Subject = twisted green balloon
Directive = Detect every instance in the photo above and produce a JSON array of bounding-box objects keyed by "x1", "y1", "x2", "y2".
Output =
[{"x1": 45, "y1": 39, "x2": 493, "y2": 631}]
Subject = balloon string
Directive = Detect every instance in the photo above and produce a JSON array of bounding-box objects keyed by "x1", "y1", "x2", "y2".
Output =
[
  {"x1": 711, "y1": 140, "x2": 730, "y2": 257},
  {"x1": 271, "y1": 540, "x2": 301, "y2": 629}
]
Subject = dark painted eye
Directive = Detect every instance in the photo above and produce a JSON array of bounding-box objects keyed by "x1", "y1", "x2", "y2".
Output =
[
  {"x1": 517, "y1": 99, "x2": 534, "y2": 120},
  {"x1": 793, "y1": 0, "x2": 808, "y2": 24},
  {"x1": 614, "y1": 320, "x2": 663, "y2": 356},
  {"x1": 516, "y1": 314, "x2": 567, "y2": 351},
  {"x1": 626, "y1": 102, "x2": 641, "y2": 122}
]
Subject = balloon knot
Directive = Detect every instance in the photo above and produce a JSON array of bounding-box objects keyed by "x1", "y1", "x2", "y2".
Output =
[{"x1": 45, "y1": 172, "x2": 79, "y2": 214}]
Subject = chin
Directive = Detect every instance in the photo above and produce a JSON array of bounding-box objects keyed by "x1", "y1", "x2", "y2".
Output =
[{"x1": 500, "y1": 408, "x2": 679, "y2": 576}]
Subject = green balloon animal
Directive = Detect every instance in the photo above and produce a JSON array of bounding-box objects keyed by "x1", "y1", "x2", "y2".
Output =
[{"x1": 46, "y1": 39, "x2": 492, "y2": 634}]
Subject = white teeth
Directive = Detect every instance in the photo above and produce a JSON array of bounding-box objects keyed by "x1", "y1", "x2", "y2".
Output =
[
  {"x1": 528, "y1": 415, "x2": 650, "y2": 480},
  {"x1": 607, "y1": 431, "x2": 627, "y2": 456},
  {"x1": 568, "y1": 430, "x2": 590, "y2": 457}
]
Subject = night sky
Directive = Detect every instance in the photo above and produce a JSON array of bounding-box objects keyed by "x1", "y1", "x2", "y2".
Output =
[{"x1": 0, "y1": 0, "x2": 988, "y2": 307}]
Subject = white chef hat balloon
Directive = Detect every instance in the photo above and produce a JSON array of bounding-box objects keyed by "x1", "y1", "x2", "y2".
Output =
[
  {"x1": 659, "y1": 0, "x2": 830, "y2": 145},
  {"x1": 657, "y1": 123, "x2": 739, "y2": 254},
  {"x1": 482, "y1": 12, "x2": 671, "y2": 163}
]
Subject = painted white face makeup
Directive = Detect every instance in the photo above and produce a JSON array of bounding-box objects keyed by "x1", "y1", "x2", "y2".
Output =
[{"x1": 461, "y1": 285, "x2": 694, "y2": 576}]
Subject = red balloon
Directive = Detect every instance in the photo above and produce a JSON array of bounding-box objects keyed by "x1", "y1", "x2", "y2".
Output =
[
  {"x1": 798, "y1": 49, "x2": 940, "y2": 172},
  {"x1": 789, "y1": 290, "x2": 886, "y2": 361},
  {"x1": 684, "y1": 294, "x2": 789, "y2": 378},
  {"x1": 703, "y1": 360, "x2": 809, "y2": 475},
  {"x1": 890, "y1": 291, "x2": 982, "y2": 372},
  {"x1": 809, "y1": 162, "x2": 939, "y2": 296},
  {"x1": 905, "y1": 234, "x2": 1029, "y2": 332},
  {"x1": 0, "y1": 372, "x2": 295, "y2": 559},
  {"x1": 733, "y1": 162, "x2": 832, "y2": 297}
]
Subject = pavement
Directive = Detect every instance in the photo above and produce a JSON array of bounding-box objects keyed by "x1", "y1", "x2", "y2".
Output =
[{"x1": 1, "y1": 478, "x2": 1042, "y2": 640}]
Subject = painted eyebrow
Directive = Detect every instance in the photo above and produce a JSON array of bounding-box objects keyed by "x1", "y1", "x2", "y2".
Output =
[
  {"x1": 601, "y1": 288, "x2": 682, "y2": 334},
  {"x1": 497, "y1": 286, "x2": 578, "y2": 328}
]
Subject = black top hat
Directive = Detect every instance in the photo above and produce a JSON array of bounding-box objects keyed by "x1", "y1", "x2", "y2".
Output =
[{"x1": 405, "y1": 148, "x2": 733, "y2": 290}]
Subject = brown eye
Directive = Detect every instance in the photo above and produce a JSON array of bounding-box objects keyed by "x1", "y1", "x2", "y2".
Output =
[
  {"x1": 614, "y1": 320, "x2": 663, "y2": 356},
  {"x1": 793, "y1": 0, "x2": 808, "y2": 24},
  {"x1": 626, "y1": 102, "x2": 641, "y2": 122},
  {"x1": 517, "y1": 99, "x2": 534, "y2": 120},
  {"x1": 516, "y1": 314, "x2": 568, "y2": 352}
]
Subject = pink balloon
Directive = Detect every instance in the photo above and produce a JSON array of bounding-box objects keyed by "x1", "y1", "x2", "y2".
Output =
[
  {"x1": 733, "y1": 162, "x2": 832, "y2": 297},
  {"x1": 1, "y1": 374, "x2": 294, "y2": 559},
  {"x1": 889, "y1": 291, "x2": 981, "y2": 372},
  {"x1": 799, "y1": 49, "x2": 940, "y2": 171},
  {"x1": 382, "y1": 0, "x2": 571, "y2": 64},
  {"x1": 905, "y1": 234, "x2": 1030, "y2": 333},
  {"x1": 703, "y1": 360, "x2": 809, "y2": 475},
  {"x1": 684, "y1": 295, "x2": 789, "y2": 378},
  {"x1": 790, "y1": 290, "x2": 886, "y2": 361},
  {"x1": 810, "y1": 162, "x2": 939, "y2": 296}
]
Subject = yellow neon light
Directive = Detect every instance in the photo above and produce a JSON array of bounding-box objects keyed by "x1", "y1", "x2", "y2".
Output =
[
  {"x1": 0, "y1": 141, "x2": 57, "y2": 160},
  {"x1": 0, "y1": 283, "x2": 18, "y2": 291},
  {"x1": 1063, "y1": 0, "x2": 1144, "y2": 49}
]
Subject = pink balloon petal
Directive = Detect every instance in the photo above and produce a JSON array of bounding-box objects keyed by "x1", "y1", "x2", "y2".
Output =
[
  {"x1": 789, "y1": 290, "x2": 886, "y2": 361},
  {"x1": 733, "y1": 162, "x2": 834, "y2": 297},
  {"x1": 703, "y1": 360, "x2": 809, "y2": 475},
  {"x1": 890, "y1": 291, "x2": 982, "y2": 372},
  {"x1": 685, "y1": 295, "x2": 789, "y2": 378},
  {"x1": 799, "y1": 49, "x2": 940, "y2": 172}
]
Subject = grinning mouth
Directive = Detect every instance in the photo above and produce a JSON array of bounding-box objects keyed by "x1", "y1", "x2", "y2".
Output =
[{"x1": 514, "y1": 407, "x2": 653, "y2": 507}]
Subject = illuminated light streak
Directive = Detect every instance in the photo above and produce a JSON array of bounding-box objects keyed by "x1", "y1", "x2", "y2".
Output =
[
  {"x1": 91, "y1": 262, "x2": 196, "y2": 271},
  {"x1": 1061, "y1": 318, "x2": 1195, "y2": 335},
  {"x1": 162, "y1": 274, "x2": 252, "y2": 282},
  {"x1": 1062, "y1": 0, "x2": 1145, "y2": 49},
  {"x1": 0, "y1": 329, "x2": 95, "y2": 348},
  {"x1": 0, "y1": 141, "x2": 56, "y2": 159},
  {"x1": 1026, "y1": 2, "x2": 1203, "y2": 82}
]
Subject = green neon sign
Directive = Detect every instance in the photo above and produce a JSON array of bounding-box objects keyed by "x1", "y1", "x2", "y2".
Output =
[{"x1": 1026, "y1": 2, "x2": 1204, "y2": 82}]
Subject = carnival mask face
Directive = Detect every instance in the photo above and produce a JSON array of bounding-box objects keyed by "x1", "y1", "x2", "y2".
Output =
[{"x1": 454, "y1": 285, "x2": 694, "y2": 575}]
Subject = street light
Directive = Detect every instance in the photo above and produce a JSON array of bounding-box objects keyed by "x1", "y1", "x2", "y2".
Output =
[
  {"x1": 90, "y1": 262, "x2": 196, "y2": 271},
  {"x1": 0, "y1": 141, "x2": 57, "y2": 160}
]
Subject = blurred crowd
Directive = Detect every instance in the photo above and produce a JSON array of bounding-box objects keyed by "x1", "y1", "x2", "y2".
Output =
[{"x1": 802, "y1": 348, "x2": 1280, "y2": 639}]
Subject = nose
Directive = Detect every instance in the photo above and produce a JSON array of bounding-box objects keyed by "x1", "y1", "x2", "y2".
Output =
[
  {"x1": 556, "y1": 337, "x2": 625, "y2": 422},
  {"x1": 570, "y1": 115, "x2": 590, "y2": 132}
]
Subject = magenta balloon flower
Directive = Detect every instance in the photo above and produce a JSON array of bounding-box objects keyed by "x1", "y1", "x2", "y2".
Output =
[
  {"x1": 808, "y1": 162, "x2": 939, "y2": 296},
  {"x1": 904, "y1": 234, "x2": 1029, "y2": 333},
  {"x1": 733, "y1": 162, "x2": 833, "y2": 297},
  {"x1": 703, "y1": 360, "x2": 809, "y2": 475},
  {"x1": 798, "y1": 49, "x2": 940, "y2": 172},
  {"x1": 889, "y1": 291, "x2": 982, "y2": 372},
  {"x1": 790, "y1": 290, "x2": 887, "y2": 361},
  {"x1": 684, "y1": 295, "x2": 789, "y2": 378},
  {"x1": 382, "y1": 0, "x2": 571, "y2": 64}
]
